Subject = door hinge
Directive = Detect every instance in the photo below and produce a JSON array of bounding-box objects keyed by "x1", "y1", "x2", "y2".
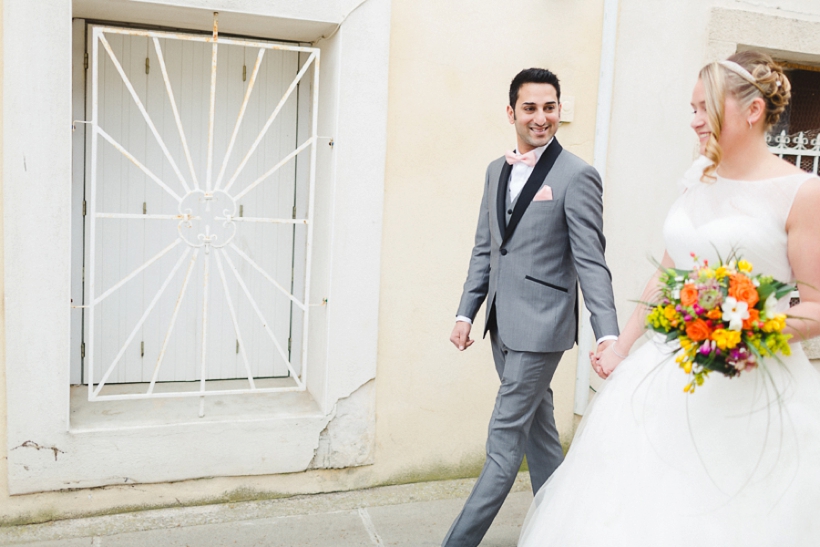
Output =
[
  {"x1": 239, "y1": 204, "x2": 244, "y2": 217},
  {"x1": 242, "y1": 64, "x2": 247, "y2": 82},
  {"x1": 143, "y1": 201, "x2": 147, "y2": 215},
  {"x1": 288, "y1": 337, "x2": 292, "y2": 353},
  {"x1": 82, "y1": 200, "x2": 87, "y2": 216},
  {"x1": 236, "y1": 340, "x2": 240, "y2": 354},
  {"x1": 145, "y1": 56, "x2": 150, "y2": 75},
  {"x1": 292, "y1": 206, "x2": 296, "y2": 219},
  {"x1": 81, "y1": 342, "x2": 86, "y2": 359},
  {"x1": 140, "y1": 341, "x2": 145, "y2": 357},
  {"x1": 83, "y1": 52, "x2": 88, "y2": 70}
]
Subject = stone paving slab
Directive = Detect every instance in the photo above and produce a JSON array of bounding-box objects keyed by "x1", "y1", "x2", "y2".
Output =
[{"x1": 0, "y1": 474, "x2": 534, "y2": 547}]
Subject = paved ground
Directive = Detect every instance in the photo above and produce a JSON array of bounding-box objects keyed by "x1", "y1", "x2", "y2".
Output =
[{"x1": 0, "y1": 474, "x2": 534, "y2": 546}]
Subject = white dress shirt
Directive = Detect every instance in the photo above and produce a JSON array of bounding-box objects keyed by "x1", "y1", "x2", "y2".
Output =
[{"x1": 457, "y1": 139, "x2": 616, "y2": 347}]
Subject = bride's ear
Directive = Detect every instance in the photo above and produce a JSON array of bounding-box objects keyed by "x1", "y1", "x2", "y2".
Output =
[{"x1": 747, "y1": 97, "x2": 766, "y2": 127}]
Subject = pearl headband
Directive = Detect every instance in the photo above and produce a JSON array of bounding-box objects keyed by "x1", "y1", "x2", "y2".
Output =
[{"x1": 717, "y1": 60, "x2": 781, "y2": 89}]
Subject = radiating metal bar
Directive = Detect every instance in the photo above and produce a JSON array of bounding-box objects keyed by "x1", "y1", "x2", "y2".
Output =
[
  {"x1": 97, "y1": 26, "x2": 318, "y2": 53},
  {"x1": 229, "y1": 242, "x2": 307, "y2": 311},
  {"x1": 232, "y1": 137, "x2": 314, "y2": 200},
  {"x1": 98, "y1": 128, "x2": 182, "y2": 202},
  {"x1": 214, "y1": 249, "x2": 256, "y2": 389},
  {"x1": 213, "y1": 48, "x2": 266, "y2": 192},
  {"x1": 96, "y1": 212, "x2": 196, "y2": 220},
  {"x1": 221, "y1": 249, "x2": 303, "y2": 385},
  {"x1": 224, "y1": 54, "x2": 316, "y2": 193},
  {"x1": 88, "y1": 27, "x2": 102, "y2": 400},
  {"x1": 94, "y1": 239, "x2": 181, "y2": 305},
  {"x1": 226, "y1": 217, "x2": 308, "y2": 225},
  {"x1": 153, "y1": 37, "x2": 199, "y2": 191},
  {"x1": 98, "y1": 33, "x2": 190, "y2": 193},
  {"x1": 91, "y1": 384, "x2": 303, "y2": 401},
  {"x1": 205, "y1": 14, "x2": 219, "y2": 193},
  {"x1": 148, "y1": 248, "x2": 199, "y2": 394},
  {"x1": 199, "y1": 247, "x2": 212, "y2": 417},
  {"x1": 93, "y1": 248, "x2": 191, "y2": 397},
  {"x1": 302, "y1": 53, "x2": 322, "y2": 393}
]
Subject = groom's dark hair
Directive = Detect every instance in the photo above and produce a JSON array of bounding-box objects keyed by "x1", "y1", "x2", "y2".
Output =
[{"x1": 509, "y1": 68, "x2": 561, "y2": 108}]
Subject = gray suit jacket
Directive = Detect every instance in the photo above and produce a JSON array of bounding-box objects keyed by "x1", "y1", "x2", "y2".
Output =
[{"x1": 457, "y1": 140, "x2": 619, "y2": 352}]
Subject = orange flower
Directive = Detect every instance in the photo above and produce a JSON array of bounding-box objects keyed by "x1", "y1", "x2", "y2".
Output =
[
  {"x1": 680, "y1": 284, "x2": 699, "y2": 307},
  {"x1": 706, "y1": 308, "x2": 722, "y2": 321},
  {"x1": 686, "y1": 318, "x2": 713, "y2": 342},
  {"x1": 742, "y1": 308, "x2": 760, "y2": 330},
  {"x1": 729, "y1": 274, "x2": 759, "y2": 308}
]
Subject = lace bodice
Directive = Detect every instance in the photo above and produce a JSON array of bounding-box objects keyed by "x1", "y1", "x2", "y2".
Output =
[{"x1": 664, "y1": 156, "x2": 815, "y2": 287}]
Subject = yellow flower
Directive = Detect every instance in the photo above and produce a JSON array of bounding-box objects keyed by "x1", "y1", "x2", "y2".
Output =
[
  {"x1": 714, "y1": 266, "x2": 729, "y2": 280},
  {"x1": 737, "y1": 260, "x2": 753, "y2": 274},
  {"x1": 700, "y1": 267, "x2": 715, "y2": 279},
  {"x1": 711, "y1": 329, "x2": 741, "y2": 350},
  {"x1": 683, "y1": 362, "x2": 692, "y2": 374},
  {"x1": 762, "y1": 314, "x2": 787, "y2": 333}
]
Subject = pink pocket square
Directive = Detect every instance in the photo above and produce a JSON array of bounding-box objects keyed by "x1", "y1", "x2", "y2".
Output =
[{"x1": 533, "y1": 185, "x2": 553, "y2": 201}]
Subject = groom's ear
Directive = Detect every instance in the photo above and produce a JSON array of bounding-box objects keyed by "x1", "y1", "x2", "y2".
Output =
[{"x1": 506, "y1": 104, "x2": 516, "y2": 124}]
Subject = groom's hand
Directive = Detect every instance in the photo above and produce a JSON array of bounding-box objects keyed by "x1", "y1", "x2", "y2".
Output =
[
  {"x1": 450, "y1": 321, "x2": 474, "y2": 351},
  {"x1": 590, "y1": 339, "x2": 620, "y2": 379}
]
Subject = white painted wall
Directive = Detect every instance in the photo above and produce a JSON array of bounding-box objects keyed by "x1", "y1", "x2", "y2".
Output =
[
  {"x1": 3, "y1": 0, "x2": 390, "y2": 494},
  {"x1": 2, "y1": 0, "x2": 820, "y2": 528}
]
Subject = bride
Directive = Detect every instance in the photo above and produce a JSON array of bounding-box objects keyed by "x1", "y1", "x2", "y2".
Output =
[{"x1": 518, "y1": 51, "x2": 820, "y2": 546}]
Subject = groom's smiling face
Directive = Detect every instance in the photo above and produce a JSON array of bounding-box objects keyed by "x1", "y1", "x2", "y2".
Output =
[{"x1": 507, "y1": 83, "x2": 561, "y2": 153}]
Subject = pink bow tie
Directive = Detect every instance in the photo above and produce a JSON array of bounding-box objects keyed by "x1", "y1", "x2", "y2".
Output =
[{"x1": 505, "y1": 150, "x2": 537, "y2": 167}]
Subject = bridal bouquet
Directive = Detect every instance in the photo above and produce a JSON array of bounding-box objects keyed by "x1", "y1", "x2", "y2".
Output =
[{"x1": 646, "y1": 254, "x2": 794, "y2": 393}]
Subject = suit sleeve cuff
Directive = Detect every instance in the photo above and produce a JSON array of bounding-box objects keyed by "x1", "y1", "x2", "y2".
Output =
[
  {"x1": 456, "y1": 315, "x2": 473, "y2": 325},
  {"x1": 596, "y1": 335, "x2": 618, "y2": 345}
]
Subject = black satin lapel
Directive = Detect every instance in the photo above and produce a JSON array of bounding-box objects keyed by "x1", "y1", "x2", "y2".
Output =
[
  {"x1": 502, "y1": 140, "x2": 563, "y2": 247},
  {"x1": 496, "y1": 161, "x2": 512, "y2": 240}
]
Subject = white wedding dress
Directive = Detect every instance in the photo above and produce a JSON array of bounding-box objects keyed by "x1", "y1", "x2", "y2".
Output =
[{"x1": 518, "y1": 158, "x2": 820, "y2": 546}]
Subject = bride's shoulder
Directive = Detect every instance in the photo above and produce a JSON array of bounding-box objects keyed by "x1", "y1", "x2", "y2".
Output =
[
  {"x1": 677, "y1": 155, "x2": 711, "y2": 193},
  {"x1": 787, "y1": 176, "x2": 820, "y2": 229}
]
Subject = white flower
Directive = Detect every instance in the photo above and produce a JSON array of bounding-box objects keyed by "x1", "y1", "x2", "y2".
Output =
[
  {"x1": 764, "y1": 294, "x2": 779, "y2": 318},
  {"x1": 721, "y1": 297, "x2": 749, "y2": 331}
]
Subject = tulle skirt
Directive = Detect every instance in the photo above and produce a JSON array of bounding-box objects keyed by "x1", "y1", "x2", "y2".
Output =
[{"x1": 518, "y1": 337, "x2": 820, "y2": 546}]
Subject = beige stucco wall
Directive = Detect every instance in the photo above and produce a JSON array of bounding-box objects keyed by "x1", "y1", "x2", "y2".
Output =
[
  {"x1": 0, "y1": 0, "x2": 607, "y2": 524},
  {"x1": 3, "y1": 0, "x2": 816, "y2": 528}
]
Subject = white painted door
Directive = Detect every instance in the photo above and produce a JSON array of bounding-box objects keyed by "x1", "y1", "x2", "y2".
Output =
[{"x1": 80, "y1": 24, "x2": 312, "y2": 387}]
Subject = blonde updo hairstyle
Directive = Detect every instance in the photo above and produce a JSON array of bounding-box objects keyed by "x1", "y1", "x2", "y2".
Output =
[{"x1": 699, "y1": 51, "x2": 792, "y2": 182}]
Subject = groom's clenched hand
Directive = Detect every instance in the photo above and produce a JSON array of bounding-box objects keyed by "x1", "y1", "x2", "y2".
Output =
[{"x1": 450, "y1": 321, "x2": 474, "y2": 351}]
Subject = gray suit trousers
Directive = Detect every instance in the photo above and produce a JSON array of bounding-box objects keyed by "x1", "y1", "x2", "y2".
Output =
[{"x1": 442, "y1": 330, "x2": 564, "y2": 547}]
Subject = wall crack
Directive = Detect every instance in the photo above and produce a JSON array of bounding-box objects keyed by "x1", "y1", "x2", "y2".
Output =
[{"x1": 12, "y1": 441, "x2": 65, "y2": 461}]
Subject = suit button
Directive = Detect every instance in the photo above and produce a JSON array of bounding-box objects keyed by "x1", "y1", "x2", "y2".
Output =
[
  {"x1": 507, "y1": 209, "x2": 513, "y2": 214},
  {"x1": 500, "y1": 248, "x2": 508, "y2": 256}
]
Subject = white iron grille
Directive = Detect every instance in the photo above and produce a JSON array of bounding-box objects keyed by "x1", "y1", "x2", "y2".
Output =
[
  {"x1": 83, "y1": 22, "x2": 320, "y2": 411},
  {"x1": 767, "y1": 130, "x2": 820, "y2": 176}
]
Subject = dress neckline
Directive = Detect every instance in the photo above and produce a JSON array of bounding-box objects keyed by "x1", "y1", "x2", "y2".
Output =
[{"x1": 715, "y1": 171, "x2": 814, "y2": 184}]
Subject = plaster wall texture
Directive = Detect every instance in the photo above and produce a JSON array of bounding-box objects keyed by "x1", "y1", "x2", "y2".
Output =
[
  {"x1": 373, "y1": 0, "x2": 606, "y2": 482},
  {"x1": 0, "y1": 0, "x2": 608, "y2": 524},
  {"x1": 3, "y1": 0, "x2": 818, "y2": 529}
]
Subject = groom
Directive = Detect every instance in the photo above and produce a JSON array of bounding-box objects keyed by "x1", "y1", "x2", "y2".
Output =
[{"x1": 443, "y1": 68, "x2": 619, "y2": 547}]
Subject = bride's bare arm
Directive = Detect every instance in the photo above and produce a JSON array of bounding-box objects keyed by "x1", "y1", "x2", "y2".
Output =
[
  {"x1": 785, "y1": 179, "x2": 820, "y2": 341},
  {"x1": 593, "y1": 251, "x2": 675, "y2": 378}
]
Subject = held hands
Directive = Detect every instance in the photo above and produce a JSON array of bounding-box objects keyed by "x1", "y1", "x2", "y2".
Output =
[
  {"x1": 589, "y1": 339, "x2": 625, "y2": 380},
  {"x1": 450, "y1": 321, "x2": 474, "y2": 351}
]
